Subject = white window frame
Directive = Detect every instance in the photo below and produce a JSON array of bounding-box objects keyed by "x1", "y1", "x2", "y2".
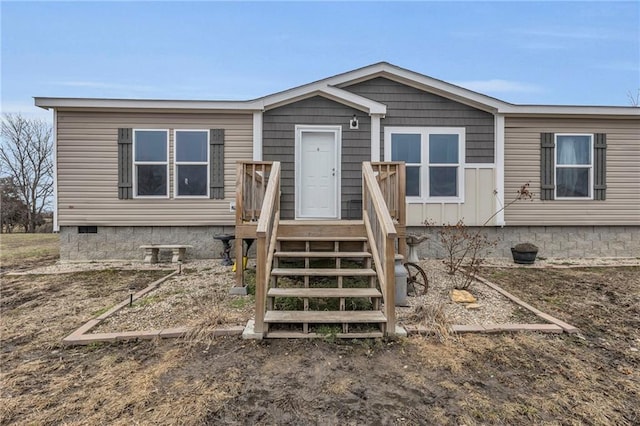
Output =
[
  {"x1": 173, "y1": 129, "x2": 210, "y2": 199},
  {"x1": 133, "y1": 129, "x2": 169, "y2": 199},
  {"x1": 384, "y1": 127, "x2": 465, "y2": 203},
  {"x1": 554, "y1": 133, "x2": 594, "y2": 201}
]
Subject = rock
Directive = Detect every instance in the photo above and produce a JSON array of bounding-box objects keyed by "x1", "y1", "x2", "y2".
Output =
[
  {"x1": 465, "y1": 303, "x2": 481, "y2": 310},
  {"x1": 451, "y1": 289, "x2": 477, "y2": 304}
]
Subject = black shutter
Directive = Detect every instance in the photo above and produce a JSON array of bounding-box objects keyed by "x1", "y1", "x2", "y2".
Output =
[
  {"x1": 540, "y1": 132, "x2": 555, "y2": 200},
  {"x1": 210, "y1": 129, "x2": 225, "y2": 199},
  {"x1": 118, "y1": 128, "x2": 133, "y2": 199},
  {"x1": 594, "y1": 133, "x2": 607, "y2": 200}
]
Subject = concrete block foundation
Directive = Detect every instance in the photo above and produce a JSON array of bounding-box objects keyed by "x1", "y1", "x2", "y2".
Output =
[
  {"x1": 59, "y1": 224, "x2": 640, "y2": 261},
  {"x1": 406, "y1": 225, "x2": 640, "y2": 259}
]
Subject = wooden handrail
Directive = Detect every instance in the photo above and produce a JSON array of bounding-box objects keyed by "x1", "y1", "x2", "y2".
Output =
[
  {"x1": 371, "y1": 162, "x2": 406, "y2": 226},
  {"x1": 254, "y1": 162, "x2": 281, "y2": 335},
  {"x1": 236, "y1": 161, "x2": 274, "y2": 224},
  {"x1": 362, "y1": 162, "x2": 397, "y2": 335},
  {"x1": 371, "y1": 161, "x2": 407, "y2": 259}
]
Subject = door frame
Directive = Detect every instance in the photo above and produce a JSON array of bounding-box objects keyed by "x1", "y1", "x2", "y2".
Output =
[{"x1": 294, "y1": 125, "x2": 342, "y2": 219}]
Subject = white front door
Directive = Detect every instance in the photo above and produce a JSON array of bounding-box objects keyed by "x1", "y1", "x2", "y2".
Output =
[{"x1": 295, "y1": 126, "x2": 341, "y2": 219}]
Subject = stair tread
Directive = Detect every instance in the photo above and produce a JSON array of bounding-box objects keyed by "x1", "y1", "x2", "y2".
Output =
[
  {"x1": 268, "y1": 287, "x2": 381, "y2": 298},
  {"x1": 275, "y1": 251, "x2": 371, "y2": 258},
  {"x1": 277, "y1": 236, "x2": 367, "y2": 242},
  {"x1": 271, "y1": 268, "x2": 376, "y2": 276},
  {"x1": 264, "y1": 310, "x2": 387, "y2": 323},
  {"x1": 266, "y1": 331, "x2": 384, "y2": 339},
  {"x1": 279, "y1": 220, "x2": 364, "y2": 226}
]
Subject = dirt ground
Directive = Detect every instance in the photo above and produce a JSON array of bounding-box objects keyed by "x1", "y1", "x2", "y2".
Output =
[{"x1": 2, "y1": 236, "x2": 639, "y2": 425}]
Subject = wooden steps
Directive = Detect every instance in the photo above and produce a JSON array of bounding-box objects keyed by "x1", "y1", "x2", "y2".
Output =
[
  {"x1": 277, "y1": 236, "x2": 367, "y2": 242},
  {"x1": 275, "y1": 251, "x2": 371, "y2": 258},
  {"x1": 268, "y1": 288, "x2": 381, "y2": 298},
  {"x1": 271, "y1": 268, "x2": 376, "y2": 277},
  {"x1": 264, "y1": 310, "x2": 386, "y2": 324},
  {"x1": 266, "y1": 331, "x2": 384, "y2": 339},
  {"x1": 261, "y1": 220, "x2": 387, "y2": 339}
]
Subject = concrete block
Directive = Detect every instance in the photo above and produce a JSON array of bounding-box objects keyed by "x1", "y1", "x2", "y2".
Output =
[
  {"x1": 229, "y1": 286, "x2": 248, "y2": 296},
  {"x1": 242, "y1": 320, "x2": 263, "y2": 340},
  {"x1": 395, "y1": 325, "x2": 408, "y2": 338},
  {"x1": 212, "y1": 326, "x2": 245, "y2": 337}
]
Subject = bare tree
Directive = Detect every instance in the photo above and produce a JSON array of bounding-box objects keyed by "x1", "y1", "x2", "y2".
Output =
[
  {"x1": 628, "y1": 89, "x2": 640, "y2": 107},
  {"x1": 0, "y1": 114, "x2": 53, "y2": 233},
  {"x1": 0, "y1": 177, "x2": 27, "y2": 233}
]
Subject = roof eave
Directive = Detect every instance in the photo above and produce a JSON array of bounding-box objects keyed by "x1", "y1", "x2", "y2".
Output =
[
  {"x1": 500, "y1": 105, "x2": 640, "y2": 117},
  {"x1": 34, "y1": 97, "x2": 264, "y2": 111}
]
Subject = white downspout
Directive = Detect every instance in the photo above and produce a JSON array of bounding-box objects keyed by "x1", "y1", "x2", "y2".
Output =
[
  {"x1": 370, "y1": 113, "x2": 382, "y2": 161},
  {"x1": 495, "y1": 113, "x2": 505, "y2": 226},
  {"x1": 252, "y1": 111, "x2": 263, "y2": 161},
  {"x1": 52, "y1": 109, "x2": 59, "y2": 232}
]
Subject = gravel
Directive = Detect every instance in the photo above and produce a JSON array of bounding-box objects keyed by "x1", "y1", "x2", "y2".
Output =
[{"x1": 20, "y1": 256, "x2": 638, "y2": 333}]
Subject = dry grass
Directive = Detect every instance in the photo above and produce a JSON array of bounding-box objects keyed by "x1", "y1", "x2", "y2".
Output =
[
  {"x1": 404, "y1": 300, "x2": 455, "y2": 343},
  {"x1": 1, "y1": 234, "x2": 639, "y2": 425},
  {"x1": 0, "y1": 233, "x2": 59, "y2": 271}
]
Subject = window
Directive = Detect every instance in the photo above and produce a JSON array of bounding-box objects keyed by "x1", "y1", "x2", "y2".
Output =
[
  {"x1": 174, "y1": 130, "x2": 209, "y2": 197},
  {"x1": 555, "y1": 134, "x2": 593, "y2": 199},
  {"x1": 133, "y1": 130, "x2": 168, "y2": 197},
  {"x1": 385, "y1": 127, "x2": 465, "y2": 201},
  {"x1": 390, "y1": 133, "x2": 421, "y2": 196}
]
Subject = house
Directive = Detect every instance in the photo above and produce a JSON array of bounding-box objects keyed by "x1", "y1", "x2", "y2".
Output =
[
  {"x1": 35, "y1": 62, "x2": 639, "y2": 337},
  {"x1": 36, "y1": 62, "x2": 639, "y2": 262}
]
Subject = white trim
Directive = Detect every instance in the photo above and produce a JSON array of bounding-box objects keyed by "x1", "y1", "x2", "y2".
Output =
[
  {"x1": 35, "y1": 62, "x2": 640, "y2": 118},
  {"x1": 319, "y1": 86, "x2": 386, "y2": 114},
  {"x1": 554, "y1": 133, "x2": 594, "y2": 201},
  {"x1": 495, "y1": 114, "x2": 505, "y2": 226},
  {"x1": 294, "y1": 125, "x2": 342, "y2": 219},
  {"x1": 262, "y1": 62, "x2": 506, "y2": 113},
  {"x1": 133, "y1": 129, "x2": 170, "y2": 199},
  {"x1": 35, "y1": 97, "x2": 263, "y2": 111},
  {"x1": 173, "y1": 129, "x2": 210, "y2": 199},
  {"x1": 465, "y1": 163, "x2": 496, "y2": 169},
  {"x1": 499, "y1": 104, "x2": 640, "y2": 116},
  {"x1": 52, "y1": 109, "x2": 59, "y2": 232},
  {"x1": 370, "y1": 114, "x2": 382, "y2": 161},
  {"x1": 252, "y1": 111, "x2": 263, "y2": 161},
  {"x1": 384, "y1": 126, "x2": 466, "y2": 203}
]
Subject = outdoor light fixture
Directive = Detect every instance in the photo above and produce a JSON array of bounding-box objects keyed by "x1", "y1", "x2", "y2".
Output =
[
  {"x1": 349, "y1": 114, "x2": 359, "y2": 129},
  {"x1": 128, "y1": 283, "x2": 136, "y2": 307}
]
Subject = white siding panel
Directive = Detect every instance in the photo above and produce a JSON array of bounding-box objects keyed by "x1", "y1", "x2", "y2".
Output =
[
  {"x1": 406, "y1": 168, "x2": 497, "y2": 226},
  {"x1": 57, "y1": 111, "x2": 253, "y2": 226},
  {"x1": 504, "y1": 117, "x2": 640, "y2": 225}
]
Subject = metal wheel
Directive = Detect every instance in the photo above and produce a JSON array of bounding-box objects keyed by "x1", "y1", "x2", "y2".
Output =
[{"x1": 404, "y1": 262, "x2": 428, "y2": 296}]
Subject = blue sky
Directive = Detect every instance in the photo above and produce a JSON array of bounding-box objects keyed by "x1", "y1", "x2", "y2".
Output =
[{"x1": 2, "y1": 1, "x2": 639, "y2": 121}]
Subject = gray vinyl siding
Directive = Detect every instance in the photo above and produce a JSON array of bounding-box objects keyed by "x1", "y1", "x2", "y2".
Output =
[
  {"x1": 343, "y1": 77, "x2": 495, "y2": 163},
  {"x1": 56, "y1": 111, "x2": 253, "y2": 226},
  {"x1": 263, "y1": 96, "x2": 370, "y2": 219},
  {"x1": 504, "y1": 117, "x2": 640, "y2": 225}
]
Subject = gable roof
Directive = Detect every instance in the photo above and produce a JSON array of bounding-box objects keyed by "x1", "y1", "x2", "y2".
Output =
[{"x1": 35, "y1": 62, "x2": 639, "y2": 117}]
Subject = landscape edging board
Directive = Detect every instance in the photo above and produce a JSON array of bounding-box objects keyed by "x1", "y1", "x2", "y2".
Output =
[{"x1": 62, "y1": 269, "x2": 243, "y2": 346}]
